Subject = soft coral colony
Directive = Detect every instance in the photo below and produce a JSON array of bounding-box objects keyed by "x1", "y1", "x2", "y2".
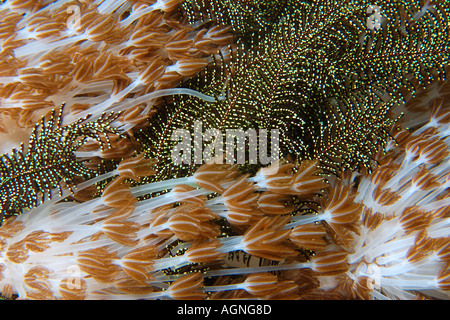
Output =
[
  {"x1": 0, "y1": 103, "x2": 448, "y2": 300},
  {"x1": 0, "y1": 0, "x2": 232, "y2": 215},
  {"x1": 0, "y1": 0, "x2": 448, "y2": 300},
  {"x1": 0, "y1": 0, "x2": 232, "y2": 153}
]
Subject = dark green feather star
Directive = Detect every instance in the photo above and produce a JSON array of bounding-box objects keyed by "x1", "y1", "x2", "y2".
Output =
[
  {"x1": 137, "y1": 0, "x2": 449, "y2": 180},
  {"x1": 0, "y1": 107, "x2": 118, "y2": 219}
]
